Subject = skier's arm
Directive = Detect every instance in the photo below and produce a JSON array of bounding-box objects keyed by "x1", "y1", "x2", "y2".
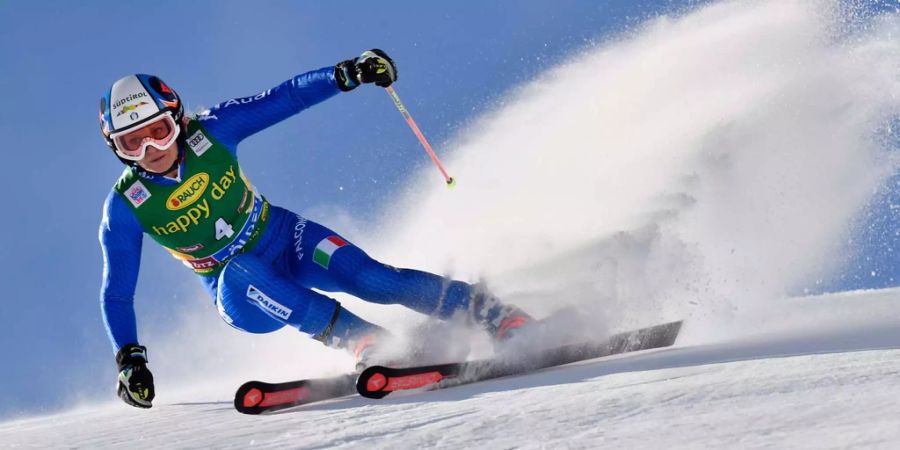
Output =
[
  {"x1": 99, "y1": 192, "x2": 157, "y2": 408},
  {"x1": 199, "y1": 49, "x2": 398, "y2": 150},
  {"x1": 199, "y1": 66, "x2": 342, "y2": 150},
  {"x1": 98, "y1": 190, "x2": 144, "y2": 353}
]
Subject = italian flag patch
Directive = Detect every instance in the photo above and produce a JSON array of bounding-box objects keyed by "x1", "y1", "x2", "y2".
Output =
[{"x1": 313, "y1": 235, "x2": 349, "y2": 269}]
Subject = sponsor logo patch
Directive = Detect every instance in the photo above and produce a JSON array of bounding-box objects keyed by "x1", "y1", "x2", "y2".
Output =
[
  {"x1": 187, "y1": 129, "x2": 212, "y2": 157},
  {"x1": 176, "y1": 243, "x2": 204, "y2": 253},
  {"x1": 166, "y1": 173, "x2": 210, "y2": 211},
  {"x1": 216, "y1": 89, "x2": 273, "y2": 109},
  {"x1": 247, "y1": 285, "x2": 292, "y2": 321},
  {"x1": 151, "y1": 165, "x2": 237, "y2": 236},
  {"x1": 125, "y1": 180, "x2": 151, "y2": 208},
  {"x1": 185, "y1": 255, "x2": 219, "y2": 271}
]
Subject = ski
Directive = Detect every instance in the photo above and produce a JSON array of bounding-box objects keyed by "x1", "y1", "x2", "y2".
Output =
[
  {"x1": 357, "y1": 320, "x2": 682, "y2": 399},
  {"x1": 234, "y1": 373, "x2": 358, "y2": 415}
]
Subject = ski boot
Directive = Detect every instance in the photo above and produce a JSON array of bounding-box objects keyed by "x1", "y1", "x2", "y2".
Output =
[
  {"x1": 352, "y1": 332, "x2": 387, "y2": 372},
  {"x1": 353, "y1": 321, "x2": 474, "y2": 371},
  {"x1": 469, "y1": 289, "x2": 536, "y2": 343}
]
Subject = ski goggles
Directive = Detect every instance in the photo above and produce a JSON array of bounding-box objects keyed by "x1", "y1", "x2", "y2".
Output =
[{"x1": 109, "y1": 112, "x2": 180, "y2": 161}]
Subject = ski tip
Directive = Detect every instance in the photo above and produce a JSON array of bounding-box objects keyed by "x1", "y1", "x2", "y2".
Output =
[
  {"x1": 357, "y1": 366, "x2": 392, "y2": 399},
  {"x1": 234, "y1": 382, "x2": 266, "y2": 415},
  {"x1": 357, "y1": 365, "x2": 449, "y2": 399},
  {"x1": 242, "y1": 388, "x2": 264, "y2": 408}
]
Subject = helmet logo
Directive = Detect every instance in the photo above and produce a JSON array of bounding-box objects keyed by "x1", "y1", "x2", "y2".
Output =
[
  {"x1": 112, "y1": 92, "x2": 148, "y2": 111},
  {"x1": 116, "y1": 101, "x2": 149, "y2": 117},
  {"x1": 130, "y1": 112, "x2": 139, "y2": 121}
]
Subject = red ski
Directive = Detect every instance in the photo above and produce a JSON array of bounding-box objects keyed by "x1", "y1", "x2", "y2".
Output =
[
  {"x1": 234, "y1": 320, "x2": 682, "y2": 413},
  {"x1": 357, "y1": 320, "x2": 682, "y2": 399}
]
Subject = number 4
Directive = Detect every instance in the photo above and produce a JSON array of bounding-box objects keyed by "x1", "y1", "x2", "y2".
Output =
[{"x1": 215, "y1": 218, "x2": 235, "y2": 240}]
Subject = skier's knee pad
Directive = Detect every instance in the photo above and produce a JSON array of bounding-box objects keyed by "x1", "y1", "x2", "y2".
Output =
[{"x1": 217, "y1": 254, "x2": 285, "y2": 334}]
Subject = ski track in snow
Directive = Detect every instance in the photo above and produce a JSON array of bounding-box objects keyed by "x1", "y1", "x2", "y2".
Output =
[{"x1": 3, "y1": 289, "x2": 900, "y2": 449}]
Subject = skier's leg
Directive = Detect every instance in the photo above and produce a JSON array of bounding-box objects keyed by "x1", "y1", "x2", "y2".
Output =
[
  {"x1": 216, "y1": 253, "x2": 383, "y2": 348},
  {"x1": 287, "y1": 216, "x2": 531, "y2": 336}
]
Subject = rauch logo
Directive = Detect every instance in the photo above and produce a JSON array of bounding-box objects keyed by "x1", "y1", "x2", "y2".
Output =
[{"x1": 166, "y1": 173, "x2": 210, "y2": 211}]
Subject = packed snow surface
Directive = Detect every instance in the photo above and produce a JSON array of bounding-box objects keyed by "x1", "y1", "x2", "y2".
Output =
[{"x1": 3, "y1": 289, "x2": 900, "y2": 449}]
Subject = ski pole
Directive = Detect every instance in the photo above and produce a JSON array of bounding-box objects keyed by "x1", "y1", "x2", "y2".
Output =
[{"x1": 385, "y1": 86, "x2": 456, "y2": 188}]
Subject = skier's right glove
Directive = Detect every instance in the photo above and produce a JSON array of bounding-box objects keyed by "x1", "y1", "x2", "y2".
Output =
[
  {"x1": 334, "y1": 49, "x2": 398, "y2": 92},
  {"x1": 115, "y1": 344, "x2": 155, "y2": 409}
]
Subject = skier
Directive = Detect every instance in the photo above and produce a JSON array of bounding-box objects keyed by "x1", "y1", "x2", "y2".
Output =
[{"x1": 98, "y1": 49, "x2": 533, "y2": 409}]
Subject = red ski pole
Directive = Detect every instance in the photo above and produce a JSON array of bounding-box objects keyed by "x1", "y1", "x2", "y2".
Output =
[{"x1": 385, "y1": 86, "x2": 456, "y2": 188}]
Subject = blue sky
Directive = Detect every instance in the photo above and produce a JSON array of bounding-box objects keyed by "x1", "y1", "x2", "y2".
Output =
[
  {"x1": 0, "y1": 0, "x2": 706, "y2": 419},
  {"x1": 0, "y1": 0, "x2": 896, "y2": 419}
]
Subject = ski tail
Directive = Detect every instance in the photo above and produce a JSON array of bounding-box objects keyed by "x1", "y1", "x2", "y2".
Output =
[{"x1": 358, "y1": 320, "x2": 682, "y2": 399}]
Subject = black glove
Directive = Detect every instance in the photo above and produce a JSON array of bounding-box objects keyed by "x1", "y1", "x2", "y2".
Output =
[
  {"x1": 334, "y1": 49, "x2": 398, "y2": 92},
  {"x1": 115, "y1": 344, "x2": 155, "y2": 409}
]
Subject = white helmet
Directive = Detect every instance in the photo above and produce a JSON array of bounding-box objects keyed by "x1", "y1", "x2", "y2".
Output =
[{"x1": 99, "y1": 74, "x2": 184, "y2": 163}]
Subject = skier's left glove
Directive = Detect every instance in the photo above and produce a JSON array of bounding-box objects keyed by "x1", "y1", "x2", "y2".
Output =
[
  {"x1": 334, "y1": 49, "x2": 398, "y2": 92},
  {"x1": 115, "y1": 344, "x2": 155, "y2": 409}
]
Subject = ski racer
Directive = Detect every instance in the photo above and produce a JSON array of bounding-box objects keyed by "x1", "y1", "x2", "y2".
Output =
[{"x1": 98, "y1": 49, "x2": 533, "y2": 409}]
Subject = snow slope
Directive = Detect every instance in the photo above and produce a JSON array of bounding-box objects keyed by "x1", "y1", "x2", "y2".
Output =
[
  {"x1": 3, "y1": 288, "x2": 900, "y2": 449},
  {"x1": 3, "y1": 0, "x2": 900, "y2": 447}
]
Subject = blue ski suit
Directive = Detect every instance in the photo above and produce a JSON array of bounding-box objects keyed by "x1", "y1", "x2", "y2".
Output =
[{"x1": 99, "y1": 67, "x2": 504, "y2": 354}]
